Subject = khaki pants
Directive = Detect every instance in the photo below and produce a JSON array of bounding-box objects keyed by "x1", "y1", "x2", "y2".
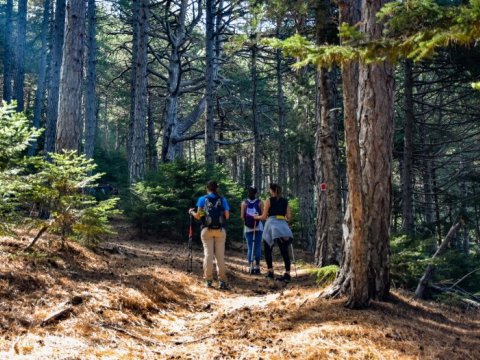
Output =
[{"x1": 201, "y1": 227, "x2": 226, "y2": 281}]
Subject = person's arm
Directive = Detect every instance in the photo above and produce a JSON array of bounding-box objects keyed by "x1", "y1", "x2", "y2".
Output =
[
  {"x1": 285, "y1": 204, "x2": 292, "y2": 222},
  {"x1": 189, "y1": 206, "x2": 202, "y2": 220},
  {"x1": 223, "y1": 197, "x2": 230, "y2": 220},
  {"x1": 240, "y1": 201, "x2": 246, "y2": 220},
  {"x1": 255, "y1": 199, "x2": 269, "y2": 221}
]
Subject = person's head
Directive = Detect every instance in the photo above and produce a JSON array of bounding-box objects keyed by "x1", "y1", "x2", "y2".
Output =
[
  {"x1": 269, "y1": 183, "x2": 282, "y2": 198},
  {"x1": 206, "y1": 180, "x2": 219, "y2": 195},
  {"x1": 247, "y1": 186, "x2": 257, "y2": 200}
]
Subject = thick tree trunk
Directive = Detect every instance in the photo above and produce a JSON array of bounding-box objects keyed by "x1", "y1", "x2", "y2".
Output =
[
  {"x1": 84, "y1": 0, "x2": 98, "y2": 159},
  {"x1": 44, "y1": 0, "x2": 66, "y2": 154},
  {"x1": 128, "y1": 0, "x2": 149, "y2": 183},
  {"x1": 55, "y1": 0, "x2": 86, "y2": 152},
  {"x1": 205, "y1": 0, "x2": 216, "y2": 173},
  {"x1": 347, "y1": 0, "x2": 394, "y2": 308},
  {"x1": 315, "y1": 68, "x2": 342, "y2": 266},
  {"x1": 28, "y1": 0, "x2": 50, "y2": 156},
  {"x1": 402, "y1": 59, "x2": 415, "y2": 238},
  {"x1": 2, "y1": 0, "x2": 14, "y2": 102},
  {"x1": 14, "y1": 0, "x2": 28, "y2": 112}
]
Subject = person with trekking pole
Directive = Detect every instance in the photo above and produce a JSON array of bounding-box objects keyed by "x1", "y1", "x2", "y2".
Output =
[
  {"x1": 189, "y1": 181, "x2": 230, "y2": 289},
  {"x1": 240, "y1": 186, "x2": 263, "y2": 275},
  {"x1": 254, "y1": 183, "x2": 293, "y2": 282}
]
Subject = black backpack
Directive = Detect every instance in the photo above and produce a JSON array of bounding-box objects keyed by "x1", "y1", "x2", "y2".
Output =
[
  {"x1": 203, "y1": 195, "x2": 226, "y2": 229},
  {"x1": 244, "y1": 199, "x2": 261, "y2": 228}
]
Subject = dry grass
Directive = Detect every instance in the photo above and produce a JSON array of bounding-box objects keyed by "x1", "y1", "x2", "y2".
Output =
[{"x1": 1, "y1": 229, "x2": 479, "y2": 359}]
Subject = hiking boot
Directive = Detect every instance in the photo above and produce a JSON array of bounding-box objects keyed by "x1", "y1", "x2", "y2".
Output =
[
  {"x1": 278, "y1": 273, "x2": 291, "y2": 282},
  {"x1": 205, "y1": 280, "x2": 213, "y2": 288},
  {"x1": 265, "y1": 271, "x2": 274, "y2": 280},
  {"x1": 253, "y1": 268, "x2": 261, "y2": 275},
  {"x1": 219, "y1": 281, "x2": 228, "y2": 290}
]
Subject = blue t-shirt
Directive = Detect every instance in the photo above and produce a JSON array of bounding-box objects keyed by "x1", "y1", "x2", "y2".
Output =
[{"x1": 197, "y1": 193, "x2": 230, "y2": 211}]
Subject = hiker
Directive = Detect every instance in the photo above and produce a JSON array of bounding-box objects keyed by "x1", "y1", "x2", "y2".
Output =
[
  {"x1": 240, "y1": 186, "x2": 263, "y2": 274},
  {"x1": 254, "y1": 183, "x2": 293, "y2": 282},
  {"x1": 189, "y1": 181, "x2": 230, "y2": 289}
]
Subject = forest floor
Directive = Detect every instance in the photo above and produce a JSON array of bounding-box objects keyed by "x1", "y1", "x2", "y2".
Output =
[{"x1": 1, "y1": 222, "x2": 480, "y2": 360}]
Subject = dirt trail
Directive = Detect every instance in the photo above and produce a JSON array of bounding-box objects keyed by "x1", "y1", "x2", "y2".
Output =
[{"x1": 1, "y1": 230, "x2": 480, "y2": 359}]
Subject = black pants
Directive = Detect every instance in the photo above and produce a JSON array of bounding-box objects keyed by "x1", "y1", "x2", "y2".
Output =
[{"x1": 264, "y1": 238, "x2": 291, "y2": 272}]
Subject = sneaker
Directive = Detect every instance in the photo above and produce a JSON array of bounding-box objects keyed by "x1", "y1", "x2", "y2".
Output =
[
  {"x1": 278, "y1": 273, "x2": 291, "y2": 282},
  {"x1": 265, "y1": 271, "x2": 274, "y2": 280},
  {"x1": 219, "y1": 281, "x2": 228, "y2": 290},
  {"x1": 205, "y1": 280, "x2": 213, "y2": 288}
]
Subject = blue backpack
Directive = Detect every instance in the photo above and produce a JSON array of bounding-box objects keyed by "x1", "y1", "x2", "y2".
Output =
[
  {"x1": 203, "y1": 196, "x2": 226, "y2": 229},
  {"x1": 244, "y1": 199, "x2": 261, "y2": 228}
]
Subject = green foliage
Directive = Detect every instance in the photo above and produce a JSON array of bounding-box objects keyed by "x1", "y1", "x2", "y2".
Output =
[
  {"x1": 267, "y1": 0, "x2": 480, "y2": 68},
  {"x1": 310, "y1": 265, "x2": 340, "y2": 287},
  {"x1": 26, "y1": 152, "x2": 121, "y2": 246},
  {"x1": 472, "y1": 81, "x2": 480, "y2": 89},
  {"x1": 0, "y1": 103, "x2": 41, "y2": 235},
  {"x1": 390, "y1": 234, "x2": 480, "y2": 294},
  {"x1": 0, "y1": 102, "x2": 42, "y2": 170},
  {"x1": 124, "y1": 160, "x2": 245, "y2": 242}
]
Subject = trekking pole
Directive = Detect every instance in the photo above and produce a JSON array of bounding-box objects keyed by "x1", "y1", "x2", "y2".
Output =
[
  {"x1": 242, "y1": 228, "x2": 247, "y2": 273},
  {"x1": 187, "y1": 214, "x2": 193, "y2": 273},
  {"x1": 290, "y1": 243, "x2": 298, "y2": 277}
]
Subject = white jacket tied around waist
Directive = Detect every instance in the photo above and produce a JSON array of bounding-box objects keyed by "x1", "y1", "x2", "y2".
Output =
[{"x1": 262, "y1": 216, "x2": 293, "y2": 247}]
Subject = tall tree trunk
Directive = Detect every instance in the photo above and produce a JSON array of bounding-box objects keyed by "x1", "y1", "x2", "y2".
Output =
[
  {"x1": 14, "y1": 0, "x2": 28, "y2": 112},
  {"x1": 276, "y1": 19, "x2": 287, "y2": 192},
  {"x1": 84, "y1": 0, "x2": 98, "y2": 159},
  {"x1": 44, "y1": 0, "x2": 66, "y2": 154},
  {"x1": 205, "y1": 0, "x2": 216, "y2": 174},
  {"x1": 128, "y1": 0, "x2": 149, "y2": 183},
  {"x1": 2, "y1": 0, "x2": 14, "y2": 102},
  {"x1": 161, "y1": 0, "x2": 186, "y2": 162},
  {"x1": 251, "y1": 42, "x2": 262, "y2": 190},
  {"x1": 346, "y1": 0, "x2": 394, "y2": 308},
  {"x1": 402, "y1": 59, "x2": 415, "y2": 238},
  {"x1": 315, "y1": 68, "x2": 342, "y2": 265},
  {"x1": 55, "y1": 0, "x2": 86, "y2": 152},
  {"x1": 28, "y1": 0, "x2": 50, "y2": 155},
  {"x1": 323, "y1": 0, "x2": 361, "y2": 301},
  {"x1": 147, "y1": 91, "x2": 158, "y2": 171}
]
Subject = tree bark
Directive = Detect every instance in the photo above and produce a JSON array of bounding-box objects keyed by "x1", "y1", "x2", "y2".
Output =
[
  {"x1": 28, "y1": 0, "x2": 51, "y2": 156},
  {"x1": 415, "y1": 220, "x2": 463, "y2": 299},
  {"x1": 14, "y1": 0, "x2": 28, "y2": 112},
  {"x1": 2, "y1": 0, "x2": 14, "y2": 102},
  {"x1": 251, "y1": 42, "x2": 262, "y2": 191},
  {"x1": 325, "y1": 0, "x2": 394, "y2": 309},
  {"x1": 402, "y1": 59, "x2": 415, "y2": 238},
  {"x1": 44, "y1": 0, "x2": 66, "y2": 154},
  {"x1": 205, "y1": 0, "x2": 216, "y2": 174},
  {"x1": 315, "y1": 67, "x2": 342, "y2": 266},
  {"x1": 128, "y1": 0, "x2": 149, "y2": 183},
  {"x1": 84, "y1": 0, "x2": 98, "y2": 159},
  {"x1": 276, "y1": 18, "x2": 287, "y2": 192},
  {"x1": 147, "y1": 91, "x2": 158, "y2": 171},
  {"x1": 55, "y1": 0, "x2": 86, "y2": 152}
]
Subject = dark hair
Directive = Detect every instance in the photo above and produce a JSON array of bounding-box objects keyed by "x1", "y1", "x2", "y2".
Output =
[
  {"x1": 206, "y1": 180, "x2": 219, "y2": 195},
  {"x1": 269, "y1": 183, "x2": 282, "y2": 197},
  {"x1": 247, "y1": 186, "x2": 257, "y2": 200}
]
